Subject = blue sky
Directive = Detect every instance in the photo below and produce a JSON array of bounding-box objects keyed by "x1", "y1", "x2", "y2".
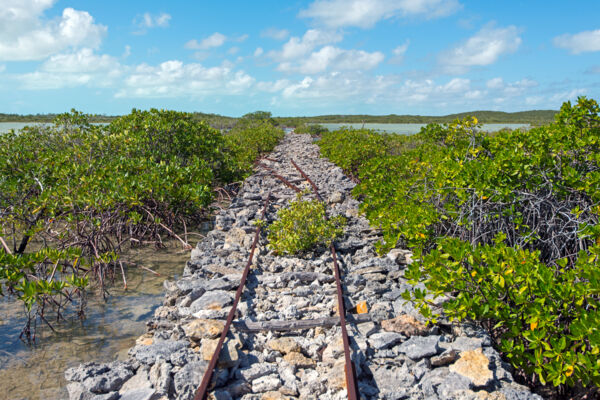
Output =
[{"x1": 0, "y1": 0, "x2": 599, "y2": 116}]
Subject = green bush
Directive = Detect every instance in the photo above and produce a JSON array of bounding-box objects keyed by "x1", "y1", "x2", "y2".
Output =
[
  {"x1": 318, "y1": 97, "x2": 600, "y2": 393},
  {"x1": 223, "y1": 113, "x2": 284, "y2": 180},
  {"x1": 268, "y1": 193, "x2": 345, "y2": 255},
  {"x1": 0, "y1": 108, "x2": 284, "y2": 334},
  {"x1": 404, "y1": 237, "x2": 600, "y2": 387},
  {"x1": 294, "y1": 123, "x2": 328, "y2": 137}
]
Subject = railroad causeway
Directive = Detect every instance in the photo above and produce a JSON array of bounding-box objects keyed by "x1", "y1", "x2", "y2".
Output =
[{"x1": 64, "y1": 133, "x2": 542, "y2": 400}]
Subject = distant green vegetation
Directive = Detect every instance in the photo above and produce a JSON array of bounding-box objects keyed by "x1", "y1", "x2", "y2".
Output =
[
  {"x1": 0, "y1": 113, "x2": 116, "y2": 123},
  {"x1": 2, "y1": 109, "x2": 557, "y2": 127},
  {"x1": 0, "y1": 109, "x2": 283, "y2": 338},
  {"x1": 318, "y1": 97, "x2": 600, "y2": 394},
  {"x1": 276, "y1": 109, "x2": 557, "y2": 126}
]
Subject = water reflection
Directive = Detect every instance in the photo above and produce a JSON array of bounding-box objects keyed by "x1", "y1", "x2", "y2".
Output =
[{"x1": 0, "y1": 242, "x2": 191, "y2": 400}]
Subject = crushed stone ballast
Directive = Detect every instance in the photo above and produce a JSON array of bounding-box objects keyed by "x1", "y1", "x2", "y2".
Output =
[{"x1": 64, "y1": 133, "x2": 543, "y2": 400}]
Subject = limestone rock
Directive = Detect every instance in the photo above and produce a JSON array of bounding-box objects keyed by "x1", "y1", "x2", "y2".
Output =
[
  {"x1": 431, "y1": 349, "x2": 460, "y2": 367},
  {"x1": 201, "y1": 339, "x2": 241, "y2": 368},
  {"x1": 252, "y1": 374, "x2": 282, "y2": 393},
  {"x1": 190, "y1": 290, "x2": 234, "y2": 312},
  {"x1": 267, "y1": 337, "x2": 301, "y2": 354},
  {"x1": 381, "y1": 314, "x2": 428, "y2": 336},
  {"x1": 283, "y1": 351, "x2": 315, "y2": 368},
  {"x1": 398, "y1": 335, "x2": 441, "y2": 360},
  {"x1": 368, "y1": 332, "x2": 403, "y2": 350},
  {"x1": 184, "y1": 319, "x2": 225, "y2": 340},
  {"x1": 449, "y1": 349, "x2": 494, "y2": 387}
]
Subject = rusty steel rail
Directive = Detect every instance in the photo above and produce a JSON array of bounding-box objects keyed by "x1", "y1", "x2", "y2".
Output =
[
  {"x1": 290, "y1": 159, "x2": 360, "y2": 400},
  {"x1": 257, "y1": 163, "x2": 302, "y2": 193},
  {"x1": 193, "y1": 194, "x2": 271, "y2": 400}
]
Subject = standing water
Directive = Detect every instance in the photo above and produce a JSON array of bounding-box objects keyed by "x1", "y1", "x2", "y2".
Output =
[{"x1": 0, "y1": 241, "x2": 198, "y2": 399}]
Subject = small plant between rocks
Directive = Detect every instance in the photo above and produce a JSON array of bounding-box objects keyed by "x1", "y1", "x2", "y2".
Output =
[{"x1": 267, "y1": 192, "x2": 345, "y2": 255}]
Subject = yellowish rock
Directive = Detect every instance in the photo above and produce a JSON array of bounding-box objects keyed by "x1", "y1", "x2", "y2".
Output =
[
  {"x1": 267, "y1": 337, "x2": 301, "y2": 354},
  {"x1": 381, "y1": 315, "x2": 428, "y2": 336},
  {"x1": 449, "y1": 349, "x2": 493, "y2": 387},
  {"x1": 184, "y1": 319, "x2": 225, "y2": 340},
  {"x1": 201, "y1": 339, "x2": 240, "y2": 368},
  {"x1": 283, "y1": 351, "x2": 315, "y2": 368},
  {"x1": 136, "y1": 333, "x2": 153, "y2": 346}
]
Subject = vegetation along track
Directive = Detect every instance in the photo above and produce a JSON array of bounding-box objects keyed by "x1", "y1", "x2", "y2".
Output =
[{"x1": 64, "y1": 133, "x2": 542, "y2": 400}]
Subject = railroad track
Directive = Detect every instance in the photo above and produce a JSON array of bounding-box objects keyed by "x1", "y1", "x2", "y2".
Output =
[
  {"x1": 64, "y1": 133, "x2": 539, "y2": 400},
  {"x1": 194, "y1": 156, "x2": 361, "y2": 400}
]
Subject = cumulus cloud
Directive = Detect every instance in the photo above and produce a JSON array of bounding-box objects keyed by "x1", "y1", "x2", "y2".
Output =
[
  {"x1": 299, "y1": 0, "x2": 461, "y2": 29},
  {"x1": 20, "y1": 48, "x2": 122, "y2": 89},
  {"x1": 261, "y1": 28, "x2": 290, "y2": 40},
  {"x1": 270, "y1": 29, "x2": 343, "y2": 61},
  {"x1": 554, "y1": 29, "x2": 600, "y2": 54},
  {"x1": 486, "y1": 77, "x2": 504, "y2": 89},
  {"x1": 278, "y1": 46, "x2": 384, "y2": 74},
  {"x1": 254, "y1": 47, "x2": 264, "y2": 57},
  {"x1": 185, "y1": 33, "x2": 227, "y2": 50},
  {"x1": 0, "y1": 0, "x2": 106, "y2": 61},
  {"x1": 439, "y1": 24, "x2": 521, "y2": 73},
  {"x1": 116, "y1": 60, "x2": 254, "y2": 98}
]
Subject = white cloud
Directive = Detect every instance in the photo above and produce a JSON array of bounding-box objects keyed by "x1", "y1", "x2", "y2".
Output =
[
  {"x1": 137, "y1": 12, "x2": 171, "y2": 29},
  {"x1": 185, "y1": 33, "x2": 227, "y2": 50},
  {"x1": 391, "y1": 40, "x2": 410, "y2": 63},
  {"x1": 123, "y1": 45, "x2": 131, "y2": 58},
  {"x1": 0, "y1": 1, "x2": 106, "y2": 61},
  {"x1": 299, "y1": 0, "x2": 461, "y2": 29},
  {"x1": 440, "y1": 24, "x2": 521, "y2": 73},
  {"x1": 554, "y1": 29, "x2": 600, "y2": 54},
  {"x1": 20, "y1": 48, "x2": 122, "y2": 89},
  {"x1": 270, "y1": 29, "x2": 343, "y2": 61},
  {"x1": 0, "y1": 64, "x2": 5, "y2": 73},
  {"x1": 278, "y1": 46, "x2": 384, "y2": 74},
  {"x1": 254, "y1": 47, "x2": 264, "y2": 57},
  {"x1": 228, "y1": 46, "x2": 240, "y2": 55},
  {"x1": 486, "y1": 77, "x2": 504, "y2": 89},
  {"x1": 261, "y1": 28, "x2": 290, "y2": 40},
  {"x1": 116, "y1": 60, "x2": 255, "y2": 98}
]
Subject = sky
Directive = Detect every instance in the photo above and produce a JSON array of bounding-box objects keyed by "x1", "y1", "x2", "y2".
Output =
[{"x1": 0, "y1": 0, "x2": 599, "y2": 117}]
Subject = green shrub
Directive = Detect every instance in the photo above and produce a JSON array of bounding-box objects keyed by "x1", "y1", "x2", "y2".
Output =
[
  {"x1": 0, "y1": 108, "x2": 284, "y2": 335},
  {"x1": 404, "y1": 236, "x2": 600, "y2": 387},
  {"x1": 268, "y1": 193, "x2": 345, "y2": 255},
  {"x1": 224, "y1": 114, "x2": 284, "y2": 180},
  {"x1": 319, "y1": 97, "x2": 600, "y2": 393},
  {"x1": 294, "y1": 123, "x2": 328, "y2": 137}
]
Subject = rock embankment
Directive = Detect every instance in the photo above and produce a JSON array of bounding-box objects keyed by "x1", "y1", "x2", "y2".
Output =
[{"x1": 65, "y1": 133, "x2": 542, "y2": 400}]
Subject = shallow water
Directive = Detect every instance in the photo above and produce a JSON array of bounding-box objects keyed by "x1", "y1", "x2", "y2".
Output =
[
  {"x1": 0, "y1": 241, "x2": 195, "y2": 400},
  {"x1": 318, "y1": 122, "x2": 530, "y2": 134}
]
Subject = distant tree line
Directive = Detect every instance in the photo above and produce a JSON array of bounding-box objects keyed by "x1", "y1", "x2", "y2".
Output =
[
  {"x1": 275, "y1": 109, "x2": 558, "y2": 126},
  {"x1": 1, "y1": 109, "x2": 558, "y2": 127}
]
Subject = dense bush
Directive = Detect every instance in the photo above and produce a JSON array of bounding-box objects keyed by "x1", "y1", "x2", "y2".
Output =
[
  {"x1": 319, "y1": 97, "x2": 600, "y2": 393},
  {"x1": 268, "y1": 193, "x2": 345, "y2": 255},
  {"x1": 224, "y1": 113, "x2": 284, "y2": 180},
  {"x1": 294, "y1": 123, "x2": 328, "y2": 137},
  {"x1": 0, "y1": 108, "x2": 283, "y2": 335}
]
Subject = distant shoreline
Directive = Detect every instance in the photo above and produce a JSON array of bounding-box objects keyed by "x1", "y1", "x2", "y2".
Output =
[{"x1": 0, "y1": 108, "x2": 558, "y2": 125}]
